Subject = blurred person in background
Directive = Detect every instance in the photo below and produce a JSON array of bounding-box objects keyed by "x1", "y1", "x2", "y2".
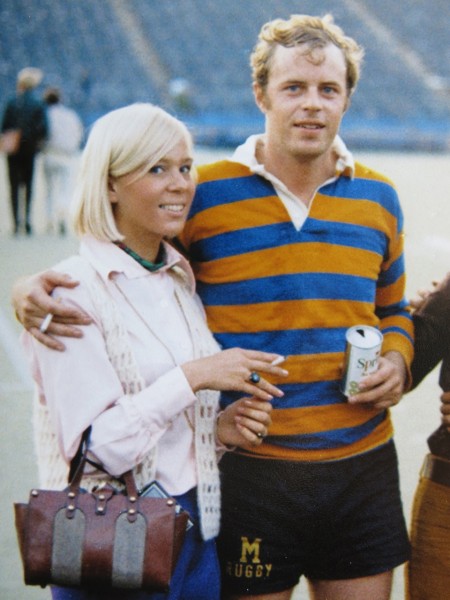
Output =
[
  {"x1": 1, "y1": 67, "x2": 48, "y2": 235},
  {"x1": 19, "y1": 102, "x2": 287, "y2": 600},
  {"x1": 12, "y1": 14, "x2": 413, "y2": 600},
  {"x1": 405, "y1": 274, "x2": 450, "y2": 600},
  {"x1": 42, "y1": 86, "x2": 84, "y2": 235}
]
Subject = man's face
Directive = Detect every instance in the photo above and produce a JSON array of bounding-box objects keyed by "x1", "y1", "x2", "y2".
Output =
[{"x1": 254, "y1": 43, "x2": 350, "y2": 162}]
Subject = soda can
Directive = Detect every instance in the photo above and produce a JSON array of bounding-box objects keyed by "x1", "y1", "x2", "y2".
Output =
[{"x1": 341, "y1": 325, "x2": 383, "y2": 397}]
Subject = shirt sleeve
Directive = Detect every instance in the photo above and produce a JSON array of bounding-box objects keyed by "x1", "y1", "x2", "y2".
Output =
[{"x1": 410, "y1": 273, "x2": 450, "y2": 389}]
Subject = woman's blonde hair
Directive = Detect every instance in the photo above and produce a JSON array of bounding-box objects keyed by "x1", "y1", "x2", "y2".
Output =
[
  {"x1": 71, "y1": 103, "x2": 193, "y2": 241},
  {"x1": 251, "y1": 14, "x2": 364, "y2": 96}
]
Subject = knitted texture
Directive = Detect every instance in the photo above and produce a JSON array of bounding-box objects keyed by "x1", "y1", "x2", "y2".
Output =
[{"x1": 33, "y1": 257, "x2": 222, "y2": 540}]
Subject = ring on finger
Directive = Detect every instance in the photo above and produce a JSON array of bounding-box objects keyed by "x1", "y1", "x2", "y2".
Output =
[
  {"x1": 256, "y1": 432, "x2": 265, "y2": 439},
  {"x1": 39, "y1": 313, "x2": 54, "y2": 334},
  {"x1": 249, "y1": 372, "x2": 261, "y2": 384}
]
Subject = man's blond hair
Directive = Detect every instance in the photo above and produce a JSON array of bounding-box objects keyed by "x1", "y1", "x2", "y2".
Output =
[{"x1": 251, "y1": 14, "x2": 364, "y2": 96}]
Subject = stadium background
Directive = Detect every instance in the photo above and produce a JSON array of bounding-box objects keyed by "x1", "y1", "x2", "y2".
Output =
[
  {"x1": 1, "y1": 0, "x2": 450, "y2": 150},
  {"x1": 1, "y1": 1, "x2": 450, "y2": 599}
]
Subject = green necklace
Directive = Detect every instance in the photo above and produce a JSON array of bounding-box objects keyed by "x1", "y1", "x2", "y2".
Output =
[{"x1": 114, "y1": 241, "x2": 166, "y2": 272}]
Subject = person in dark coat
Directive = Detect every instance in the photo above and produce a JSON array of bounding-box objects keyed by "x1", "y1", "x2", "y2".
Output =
[
  {"x1": 406, "y1": 274, "x2": 450, "y2": 599},
  {"x1": 1, "y1": 67, "x2": 48, "y2": 234}
]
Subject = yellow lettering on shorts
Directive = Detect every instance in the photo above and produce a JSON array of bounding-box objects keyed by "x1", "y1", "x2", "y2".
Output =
[
  {"x1": 240, "y1": 536, "x2": 262, "y2": 563},
  {"x1": 225, "y1": 537, "x2": 273, "y2": 580}
]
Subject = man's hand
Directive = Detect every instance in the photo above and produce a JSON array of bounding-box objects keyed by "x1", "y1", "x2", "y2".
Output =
[
  {"x1": 347, "y1": 350, "x2": 407, "y2": 410},
  {"x1": 11, "y1": 270, "x2": 92, "y2": 351},
  {"x1": 409, "y1": 280, "x2": 440, "y2": 312}
]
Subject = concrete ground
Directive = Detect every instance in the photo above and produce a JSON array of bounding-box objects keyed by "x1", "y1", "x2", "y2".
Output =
[{"x1": 1, "y1": 149, "x2": 449, "y2": 599}]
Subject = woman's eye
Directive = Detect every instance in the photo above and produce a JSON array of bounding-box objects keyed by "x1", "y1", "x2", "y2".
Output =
[
  {"x1": 180, "y1": 164, "x2": 192, "y2": 174},
  {"x1": 149, "y1": 165, "x2": 164, "y2": 174}
]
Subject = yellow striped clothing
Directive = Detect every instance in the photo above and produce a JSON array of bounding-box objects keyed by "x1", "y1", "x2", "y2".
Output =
[{"x1": 181, "y1": 159, "x2": 414, "y2": 462}]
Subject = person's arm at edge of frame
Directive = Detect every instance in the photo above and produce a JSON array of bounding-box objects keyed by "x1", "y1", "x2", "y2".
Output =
[
  {"x1": 11, "y1": 270, "x2": 92, "y2": 351},
  {"x1": 410, "y1": 273, "x2": 450, "y2": 435}
]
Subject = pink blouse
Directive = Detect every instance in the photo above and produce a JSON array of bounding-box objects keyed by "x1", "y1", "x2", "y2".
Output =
[{"x1": 22, "y1": 236, "x2": 212, "y2": 495}]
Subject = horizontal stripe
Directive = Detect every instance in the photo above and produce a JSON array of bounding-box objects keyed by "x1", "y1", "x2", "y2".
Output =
[
  {"x1": 379, "y1": 255, "x2": 405, "y2": 288},
  {"x1": 189, "y1": 219, "x2": 388, "y2": 263},
  {"x1": 214, "y1": 326, "x2": 355, "y2": 356},
  {"x1": 268, "y1": 403, "x2": 382, "y2": 436},
  {"x1": 191, "y1": 170, "x2": 275, "y2": 216},
  {"x1": 198, "y1": 272, "x2": 376, "y2": 306},
  {"x1": 311, "y1": 194, "x2": 399, "y2": 236},
  {"x1": 205, "y1": 299, "x2": 377, "y2": 333},
  {"x1": 220, "y1": 379, "x2": 346, "y2": 411},
  {"x1": 195, "y1": 243, "x2": 382, "y2": 284},
  {"x1": 241, "y1": 417, "x2": 393, "y2": 462},
  {"x1": 266, "y1": 412, "x2": 386, "y2": 450},
  {"x1": 324, "y1": 172, "x2": 401, "y2": 218}
]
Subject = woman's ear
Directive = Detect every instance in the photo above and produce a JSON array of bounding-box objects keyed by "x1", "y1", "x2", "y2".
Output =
[{"x1": 108, "y1": 177, "x2": 117, "y2": 203}]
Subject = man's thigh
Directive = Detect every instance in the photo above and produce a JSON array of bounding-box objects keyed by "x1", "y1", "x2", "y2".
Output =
[{"x1": 309, "y1": 571, "x2": 393, "y2": 600}]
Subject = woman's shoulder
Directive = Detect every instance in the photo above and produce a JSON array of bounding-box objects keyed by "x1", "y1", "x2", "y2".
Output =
[
  {"x1": 53, "y1": 254, "x2": 98, "y2": 283},
  {"x1": 50, "y1": 254, "x2": 101, "y2": 310}
]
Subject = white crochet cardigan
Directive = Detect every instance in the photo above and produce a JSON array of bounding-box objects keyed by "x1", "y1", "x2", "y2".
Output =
[{"x1": 33, "y1": 257, "x2": 222, "y2": 540}]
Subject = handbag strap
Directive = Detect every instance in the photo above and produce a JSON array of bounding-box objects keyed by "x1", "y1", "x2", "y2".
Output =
[
  {"x1": 68, "y1": 426, "x2": 92, "y2": 483},
  {"x1": 68, "y1": 426, "x2": 138, "y2": 498}
]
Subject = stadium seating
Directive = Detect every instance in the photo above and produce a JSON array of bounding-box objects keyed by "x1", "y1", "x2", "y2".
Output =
[{"x1": 1, "y1": 0, "x2": 449, "y2": 149}]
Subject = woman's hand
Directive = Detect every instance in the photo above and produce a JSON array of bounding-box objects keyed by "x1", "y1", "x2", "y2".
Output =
[
  {"x1": 11, "y1": 270, "x2": 92, "y2": 351},
  {"x1": 181, "y1": 348, "x2": 288, "y2": 401},
  {"x1": 217, "y1": 396, "x2": 273, "y2": 447}
]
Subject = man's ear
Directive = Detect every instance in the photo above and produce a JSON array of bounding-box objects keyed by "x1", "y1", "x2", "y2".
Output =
[
  {"x1": 253, "y1": 82, "x2": 268, "y2": 114},
  {"x1": 344, "y1": 94, "x2": 351, "y2": 113}
]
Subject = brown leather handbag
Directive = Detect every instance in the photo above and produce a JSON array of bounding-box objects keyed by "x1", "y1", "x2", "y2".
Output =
[{"x1": 14, "y1": 430, "x2": 188, "y2": 592}]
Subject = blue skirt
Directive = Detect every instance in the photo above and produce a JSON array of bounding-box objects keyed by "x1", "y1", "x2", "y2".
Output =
[{"x1": 50, "y1": 488, "x2": 220, "y2": 600}]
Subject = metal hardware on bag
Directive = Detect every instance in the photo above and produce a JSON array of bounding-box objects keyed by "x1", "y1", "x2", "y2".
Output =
[
  {"x1": 31, "y1": 490, "x2": 38, "y2": 497},
  {"x1": 167, "y1": 499, "x2": 174, "y2": 506}
]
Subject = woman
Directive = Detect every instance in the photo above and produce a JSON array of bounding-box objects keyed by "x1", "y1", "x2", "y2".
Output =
[{"x1": 21, "y1": 103, "x2": 287, "y2": 600}]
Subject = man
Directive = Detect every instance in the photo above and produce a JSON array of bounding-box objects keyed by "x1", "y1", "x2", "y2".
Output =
[
  {"x1": 12, "y1": 14, "x2": 413, "y2": 600},
  {"x1": 1, "y1": 67, "x2": 48, "y2": 235}
]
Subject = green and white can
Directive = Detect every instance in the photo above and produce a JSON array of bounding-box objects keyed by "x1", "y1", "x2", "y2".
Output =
[{"x1": 341, "y1": 325, "x2": 383, "y2": 397}]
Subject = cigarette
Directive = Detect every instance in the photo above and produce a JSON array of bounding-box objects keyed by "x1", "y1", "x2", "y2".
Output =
[
  {"x1": 271, "y1": 356, "x2": 285, "y2": 366},
  {"x1": 39, "y1": 313, "x2": 54, "y2": 333}
]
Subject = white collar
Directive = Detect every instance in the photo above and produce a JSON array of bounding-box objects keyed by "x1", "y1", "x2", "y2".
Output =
[{"x1": 231, "y1": 133, "x2": 355, "y2": 180}]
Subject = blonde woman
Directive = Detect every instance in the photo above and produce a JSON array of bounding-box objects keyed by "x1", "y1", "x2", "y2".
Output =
[{"x1": 21, "y1": 103, "x2": 287, "y2": 600}]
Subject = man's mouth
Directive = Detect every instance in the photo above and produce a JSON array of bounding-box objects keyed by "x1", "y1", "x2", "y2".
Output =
[{"x1": 295, "y1": 122, "x2": 324, "y2": 130}]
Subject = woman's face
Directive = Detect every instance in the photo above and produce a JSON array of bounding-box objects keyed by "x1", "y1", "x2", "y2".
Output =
[{"x1": 109, "y1": 139, "x2": 195, "y2": 260}]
